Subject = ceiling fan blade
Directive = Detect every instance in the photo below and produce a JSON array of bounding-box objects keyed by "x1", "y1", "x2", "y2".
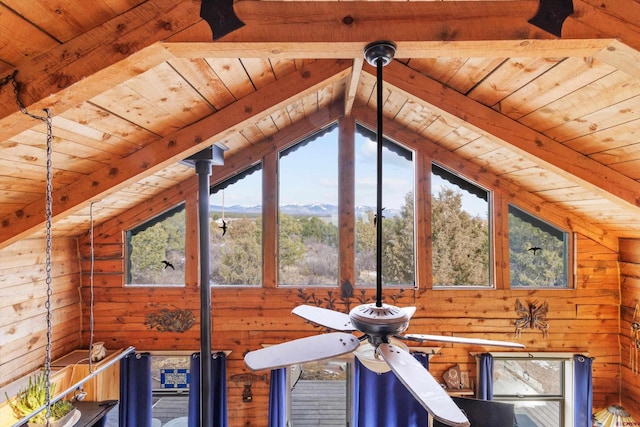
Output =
[
  {"x1": 401, "y1": 333, "x2": 525, "y2": 348},
  {"x1": 292, "y1": 305, "x2": 357, "y2": 331},
  {"x1": 402, "y1": 306, "x2": 417, "y2": 319},
  {"x1": 244, "y1": 332, "x2": 359, "y2": 371},
  {"x1": 378, "y1": 343, "x2": 470, "y2": 427}
]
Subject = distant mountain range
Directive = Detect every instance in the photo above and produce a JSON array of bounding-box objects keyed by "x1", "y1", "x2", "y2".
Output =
[{"x1": 210, "y1": 203, "x2": 401, "y2": 218}]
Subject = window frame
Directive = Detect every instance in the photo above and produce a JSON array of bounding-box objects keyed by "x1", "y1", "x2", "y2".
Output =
[
  {"x1": 209, "y1": 162, "x2": 264, "y2": 287},
  {"x1": 276, "y1": 124, "x2": 341, "y2": 287},
  {"x1": 125, "y1": 202, "x2": 187, "y2": 287},
  {"x1": 353, "y1": 123, "x2": 417, "y2": 289},
  {"x1": 507, "y1": 203, "x2": 575, "y2": 289},
  {"x1": 430, "y1": 162, "x2": 494, "y2": 289},
  {"x1": 488, "y1": 352, "x2": 575, "y2": 427},
  {"x1": 287, "y1": 356, "x2": 353, "y2": 426}
]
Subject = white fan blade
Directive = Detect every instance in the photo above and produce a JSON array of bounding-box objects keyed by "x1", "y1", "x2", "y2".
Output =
[
  {"x1": 292, "y1": 305, "x2": 356, "y2": 331},
  {"x1": 245, "y1": 332, "x2": 359, "y2": 371},
  {"x1": 378, "y1": 343, "x2": 470, "y2": 427},
  {"x1": 402, "y1": 306, "x2": 417, "y2": 319},
  {"x1": 402, "y1": 333, "x2": 525, "y2": 348}
]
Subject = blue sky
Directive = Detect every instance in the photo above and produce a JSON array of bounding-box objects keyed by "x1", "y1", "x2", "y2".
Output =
[{"x1": 210, "y1": 127, "x2": 487, "y2": 218}]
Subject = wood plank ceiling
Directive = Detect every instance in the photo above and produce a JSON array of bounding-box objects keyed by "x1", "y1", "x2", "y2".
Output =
[{"x1": 1, "y1": 0, "x2": 640, "y2": 249}]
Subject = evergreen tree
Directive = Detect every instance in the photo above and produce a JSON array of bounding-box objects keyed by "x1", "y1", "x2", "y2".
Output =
[
  {"x1": 431, "y1": 187, "x2": 489, "y2": 286},
  {"x1": 130, "y1": 223, "x2": 169, "y2": 282},
  {"x1": 509, "y1": 211, "x2": 566, "y2": 287},
  {"x1": 383, "y1": 192, "x2": 415, "y2": 285},
  {"x1": 217, "y1": 218, "x2": 262, "y2": 285}
]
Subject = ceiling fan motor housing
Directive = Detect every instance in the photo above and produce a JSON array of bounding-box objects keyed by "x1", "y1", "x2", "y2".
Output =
[{"x1": 349, "y1": 303, "x2": 410, "y2": 336}]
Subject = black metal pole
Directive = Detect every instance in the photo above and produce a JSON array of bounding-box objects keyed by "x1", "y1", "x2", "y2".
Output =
[
  {"x1": 363, "y1": 41, "x2": 395, "y2": 308},
  {"x1": 196, "y1": 158, "x2": 213, "y2": 427},
  {"x1": 375, "y1": 57, "x2": 384, "y2": 308}
]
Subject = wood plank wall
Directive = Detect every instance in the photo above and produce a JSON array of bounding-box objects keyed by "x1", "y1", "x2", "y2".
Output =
[
  {"x1": 76, "y1": 200, "x2": 623, "y2": 426},
  {"x1": 0, "y1": 238, "x2": 82, "y2": 388},
  {"x1": 620, "y1": 238, "x2": 640, "y2": 414}
]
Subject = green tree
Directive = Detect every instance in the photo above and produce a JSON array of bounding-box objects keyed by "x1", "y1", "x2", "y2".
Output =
[
  {"x1": 278, "y1": 213, "x2": 306, "y2": 267},
  {"x1": 509, "y1": 210, "x2": 566, "y2": 287},
  {"x1": 299, "y1": 216, "x2": 338, "y2": 247},
  {"x1": 355, "y1": 210, "x2": 377, "y2": 285},
  {"x1": 163, "y1": 210, "x2": 186, "y2": 253},
  {"x1": 383, "y1": 192, "x2": 415, "y2": 285},
  {"x1": 217, "y1": 218, "x2": 262, "y2": 284},
  {"x1": 130, "y1": 223, "x2": 169, "y2": 282},
  {"x1": 431, "y1": 187, "x2": 489, "y2": 286}
]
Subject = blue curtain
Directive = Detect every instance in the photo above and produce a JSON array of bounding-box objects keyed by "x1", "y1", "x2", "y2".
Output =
[
  {"x1": 268, "y1": 368, "x2": 287, "y2": 427},
  {"x1": 188, "y1": 352, "x2": 228, "y2": 427},
  {"x1": 119, "y1": 352, "x2": 152, "y2": 427},
  {"x1": 573, "y1": 354, "x2": 593, "y2": 427},
  {"x1": 353, "y1": 352, "x2": 430, "y2": 427},
  {"x1": 476, "y1": 352, "x2": 493, "y2": 400}
]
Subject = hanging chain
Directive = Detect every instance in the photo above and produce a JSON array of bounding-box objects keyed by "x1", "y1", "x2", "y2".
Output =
[
  {"x1": 44, "y1": 108, "x2": 53, "y2": 426},
  {"x1": 3, "y1": 70, "x2": 55, "y2": 426},
  {"x1": 89, "y1": 201, "x2": 96, "y2": 374},
  {"x1": 0, "y1": 70, "x2": 46, "y2": 121}
]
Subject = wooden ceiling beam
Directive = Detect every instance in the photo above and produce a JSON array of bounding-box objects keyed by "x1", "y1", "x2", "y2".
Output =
[
  {"x1": 178, "y1": 0, "x2": 639, "y2": 53},
  {"x1": 566, "y1": 0, "x2": 640, "y2": 49},
  {"x1": 165, "y1": 39, "x2": 612, "y2": 60},
  {"x1": 0, "y1": 0, "x2": 201, "y2": 136},
  {"x1": 373, "y1": 61, "x2": 640, "y2": 213},
  {"x1": 354, "y1": 105, "x2": 618, "y2": 251},
  {"x1": 344, "y1": 58, "x2": 363, "y2": 117},
  {"x1": 0, "y1": 59, "x2": 351, "y2": 248}
]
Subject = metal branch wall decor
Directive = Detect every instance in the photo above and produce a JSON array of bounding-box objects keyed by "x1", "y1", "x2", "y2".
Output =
[
  {"x1": 514, "y1": 299, "x2": 549, "y2": 338},
  {"x1": 296, "y1": 285, "x2": 406, "y2": 316},
  {"x1": 145, "y1": 305, "x2": 195, "y2": 333}
]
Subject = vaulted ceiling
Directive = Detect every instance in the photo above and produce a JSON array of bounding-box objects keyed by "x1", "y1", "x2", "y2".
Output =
[{"x1": 2, "y1": 0, "x2": 640, "y2": 251}]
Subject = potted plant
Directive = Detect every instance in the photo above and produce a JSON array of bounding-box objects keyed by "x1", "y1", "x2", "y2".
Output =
[{"x1": 5, "y1": 372, "x2": 77, "y2": 426}]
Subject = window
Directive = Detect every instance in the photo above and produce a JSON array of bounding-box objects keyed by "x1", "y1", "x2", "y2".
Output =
[
  {"x1": 431, "y1": 164, "x2": 490, "y2": 287},
  {"x1": 492, "y1": 355, "x2": 574, "y2": 427},
  {"x1": 210, "y1": 164, "x2": 263, "y2": 286},
  {"x1": 126, "y1": 204, "x2": 186, "y2": 286},
  {"x1": 289, "y1": 359, "x2": 351, "y2": 425},
  {"x1": 354, "y1": 125, "x2": 415, "y2": 287},
  {"x1": 278, "y1": 125, "x2": 339, "y2": 286},
  {"x1": 508, "y1": 205, "x2": 569, "y2": 288},
  {"x1": 150, "y1": 353, "x2": 191, "y2": 424}
]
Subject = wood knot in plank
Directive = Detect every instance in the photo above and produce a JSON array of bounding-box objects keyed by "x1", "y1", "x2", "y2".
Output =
[
  {"x1": 53, "y1": 73, "x2": 72, "y2": 89},
  {"x1": 342, "y1": 16, "x2": 354, "y2": 25},
  {"x1": 114, "y1": 43, "x2": 132, "y2": 55},
  {"x1": 158, "y1": 20, "x2": 173, "y2": 31}
]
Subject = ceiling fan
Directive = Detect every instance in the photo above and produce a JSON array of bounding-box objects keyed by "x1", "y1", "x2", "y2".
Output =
[{"x1": 243, "y1": 41, "x2": 524, "y2": 427}]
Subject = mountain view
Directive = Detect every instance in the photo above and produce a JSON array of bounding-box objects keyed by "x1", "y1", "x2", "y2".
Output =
[{"x1": 210, "y1": 203, "x2": 401, "y2": 218}]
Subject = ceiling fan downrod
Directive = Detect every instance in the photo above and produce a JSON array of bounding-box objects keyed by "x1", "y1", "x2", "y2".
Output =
[{"x1": 363, "y1": 41, "x2": 396, "y2": 308}]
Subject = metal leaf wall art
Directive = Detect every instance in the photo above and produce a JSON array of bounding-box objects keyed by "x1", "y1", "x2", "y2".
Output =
[{"x1": 514, "y1": 299, "x2": 549, "y2": 338}]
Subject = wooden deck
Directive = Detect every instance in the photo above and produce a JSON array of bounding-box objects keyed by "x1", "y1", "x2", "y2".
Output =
[
  {"x1": 102, "y1": 384, "x2": 561, "y2": 426},
  {"x1": 516, "y1": 402, "x2": 561, "y2": 427},
  {"x1": 291, "y1": 380, "x2": 348, "y2": 426}
]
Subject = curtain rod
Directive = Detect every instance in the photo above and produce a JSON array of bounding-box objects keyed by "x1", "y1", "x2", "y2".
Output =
[
  {"x1": 469, "y1": 351, "x2": 591, "y2": 359},
  {"x1": 11, "y1": 346, "x2": 135, "y2": 427}
]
